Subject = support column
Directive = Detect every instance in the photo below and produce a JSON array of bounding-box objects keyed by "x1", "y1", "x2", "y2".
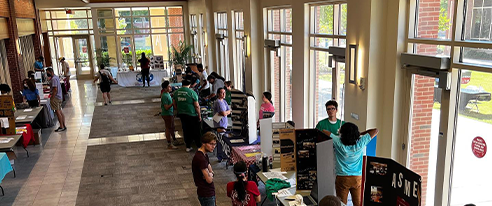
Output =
[{"x1": 5, "y1": 0, "x2": 24, "y2": 103}]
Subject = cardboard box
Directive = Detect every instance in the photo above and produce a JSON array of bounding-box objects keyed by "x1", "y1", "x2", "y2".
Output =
[
  {"x1": 0, "y1": 95, "x2": 14, "y2": 109},
  {"x1": 32, "y1": 129, "x2": 42, "y2": 145},
  {"x1": 279, "y1": 129, "x2": 296, "y2": 172}
]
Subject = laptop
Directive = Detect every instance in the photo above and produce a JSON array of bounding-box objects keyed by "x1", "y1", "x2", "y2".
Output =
[{"x1": 302, "y1": 181, "x2": 318, "y2": 206}]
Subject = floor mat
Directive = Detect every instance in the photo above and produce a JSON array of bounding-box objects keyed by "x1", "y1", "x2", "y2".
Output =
[
  {"x1": 96, "y1": 85, "x2": 162, "y2": 102},
  {"x1": 88, "y1": 102, "x2": 163, "y2": 138}
]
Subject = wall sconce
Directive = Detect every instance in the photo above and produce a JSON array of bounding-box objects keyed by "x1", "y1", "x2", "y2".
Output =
[
  {"x1": 348, "y1": 44, "x2": 357, "y2": 84},
  {"x1": 243, "y1": 35, "x2": 248, "y2": 58}
]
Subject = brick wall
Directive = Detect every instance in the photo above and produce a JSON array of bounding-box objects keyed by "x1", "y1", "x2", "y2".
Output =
[
  {"x1": 14, "y1": 0, "x2": 35, "y2": 19},
  {"x1": 0, "y1": 0, "x2": 9, "y2": 17},
  {"x1": 410, "y1": 1, "x2": 443, "y2": 205}
]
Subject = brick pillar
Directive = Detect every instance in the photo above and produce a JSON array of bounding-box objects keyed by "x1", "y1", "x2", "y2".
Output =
[
  {"x1": 32, "y1": 4, "x2": 44, "y2": 63},
  {"x1": 5, "y1": 0, "x2": 25, "y2": 103}
]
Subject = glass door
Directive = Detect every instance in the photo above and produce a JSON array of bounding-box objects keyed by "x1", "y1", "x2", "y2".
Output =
[
  {"x1": 118, "y1": 36, "x2": 134, "y2": 70},
  {"x1": 407, "y1": 74, "x2": 442, "y2": 206},
  {"x1": 54, "y1": 37, "x2": 76, "y2": 76},
  {"x1": 449, "y1": 70, "x2": 492, "y2": 206},
  {"x1": 73, "y1": 36, "x2": 92, "y2": 79}
]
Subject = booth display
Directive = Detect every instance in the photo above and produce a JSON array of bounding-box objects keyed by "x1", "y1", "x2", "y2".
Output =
[
  {"x1": 296, "y1": 129, "x2": 325, "y2": 190},
  {"x1": 279, "y1": 129, "x2": 296, "y2": 172},
  {"x1": 361, "y1": 156, "x2": 422, "y2": 206},
  {"x1": 0, "y1": 95, "x2": 15, "y2": 135},
  {"x1": 117, "y1": 70, "x2": 169, "y2": 87}
]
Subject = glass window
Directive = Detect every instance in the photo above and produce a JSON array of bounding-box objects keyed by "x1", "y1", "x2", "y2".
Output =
[
  {"x1": 450, "y1": 70, "x2": 492, "y2": 205},
  {"x1": 463, "y1": 1, "x2": 492, "y2": 41},
  {"x1": 132, "y1": 7, "x2": 149, "y2": 16},
  {"x1": 98, "y1": 18, "x2": 115, "y2": 30},
  {"x1": 97, "y1": 9, "x2": 113, "y2": 18},
  {"x1": 132, "y1": 17, "x2": 150, "y2": 29},
  {"x1": 167, "y1": 6, "x2": 183, "y2": 15},
  {"x1": 216, "y1": 12, "x2": 230, "y2": 80},
  {"x1": 413, "y1": 0, "x2": 454, "y2": 40},
  {"x1": 461, "y1": 47, "x2": 492, "y2": 67},
  {"x1": 150, "y1": 7, "x2": 166, "y2": 16},
  {"x1": 52, "y1": 19, "x2": 88, "y2": 30},
  {"x1": 0, "y1": 40, "x2": 11, "y2": 87},
  {"x1": 99, "y1": 36, "x2": 118, "y2": 67},
  {"x1": 115, "y1": 8, "x2": 131, "y2": 17},
  {"x1": 234, "y1": 11, "x2": 245, "y2": 91},
  {"x1": 152, "y1": 34, "x2": 169, "y2": 61},
  {"x1": 409, "y1": 43, "x2": 451, "y2": 56},
  {"x1": 168, "y1": 16, "x2": 184, "y2": 27},
  {"x1": 50, "y1": 10, "x2": 88, "y2": 19}
]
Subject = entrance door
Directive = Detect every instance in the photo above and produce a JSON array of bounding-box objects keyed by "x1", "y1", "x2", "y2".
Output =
[
  {"x1": 406, "y1": 73, "x2": 442, "y2": 206},
  {"x1": 73, "y1": 36, "x2": 92, "y2": 79},
  {"x1": 118, "y1": 36, "x2": 134, "y2": 70}
]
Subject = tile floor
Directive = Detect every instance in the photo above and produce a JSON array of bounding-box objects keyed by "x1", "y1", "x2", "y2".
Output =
[{"x1": 0, "y1": 80, "x2": 274, "y2": 206}]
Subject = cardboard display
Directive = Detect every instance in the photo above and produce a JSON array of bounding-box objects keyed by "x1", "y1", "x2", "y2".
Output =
[
  {"x1": 260, "y1": 118, "x2": 273, "y2": 157},
  {"x1": 316, "y1": 139, "x2": 336, "y2": 200},
  {"x1": 362, "y1": 156, "x2": 422, "y2": 206},
  {"x1": 296, "y1": 129, "x2": 327, "y2": 190},
  {"x1": 0, "y1": 95, "x2": 16, "y2": 135},
  {"x1": 279, "y1": 129, "x2": 296, "y2": 171}
]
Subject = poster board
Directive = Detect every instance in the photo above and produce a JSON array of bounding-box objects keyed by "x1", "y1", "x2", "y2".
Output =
[
  {"x1": 279, "y1": 129, "x2": 296, "y2": 172},
  {"x1": 295, "y1": 129, "x2": 319, "y2": 190},
  {"x1": 0, "y1": 95, "x2": 16, "y2": 135},
  {"x1": 316, "y1": 139, "x2": 336, "y2": 200},
  {"x1": 247, "y1": 96, "x2": 257, "y2": 144},
  {"x1": 260, "y1": 118, "x2": 273, "y2": 157},
  {"x1": 362, "y1": 156, "x2": 422, "y2": 206}
]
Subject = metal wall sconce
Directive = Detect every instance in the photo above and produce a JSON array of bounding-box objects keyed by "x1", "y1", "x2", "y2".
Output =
[
  {"x1": 243, "y1": 35, "x2": 248, "y2": 58},
  {"x1": 348, "y1": 44, "x2": 357, "y2": 84}
]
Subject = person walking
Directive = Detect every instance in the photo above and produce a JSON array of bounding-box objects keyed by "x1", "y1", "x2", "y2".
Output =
[
  {"x1": 173, "y1": 78, "x2": 202, "y2": 152},
  {"x1": 94, "y1": 64, "x2": 117, "y2": 105},
  {"x1": 46, "y1": 67, "x2": 66, "y2": 132},
  {"x1": 226, "y1": 161, "x2": 261, "y2": 206},
  {"x1": 138, "y1": 52, "x2": 151, "y2": 87},
  {"x1": 22, "y1": 79, "x2": 40, "y2": 108},
  {"x1": 192, "y1": 132, "x2": 217, "y2": 206},
  {"x1": 161, "y1": 81, "x2": 178, "y2": 149},
  {"x1": 323, "y1": 122, "x2": 378, "y2": 206}
]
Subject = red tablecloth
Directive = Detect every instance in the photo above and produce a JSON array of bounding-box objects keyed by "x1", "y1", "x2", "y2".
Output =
[{"x1": 230, "y1": 145, "x2": 261, "y2": 168}]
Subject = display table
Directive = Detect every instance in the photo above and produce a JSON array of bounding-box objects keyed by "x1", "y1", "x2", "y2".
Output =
[
  {"x1": 39, "y1": 99, "x2": 54, "y2": 128},
  {"x1": 117, "y1": 70, "x2": 169, "y2": 87},
  {"x1": 14, "y1": 107, "x2": 43, "y2": 126},
  {"x1": 256, "y1": 170, "x2": 308, "y2": 206},
  {"x1": 0, "y1": 135, "x2": 22, "y2": 160}
]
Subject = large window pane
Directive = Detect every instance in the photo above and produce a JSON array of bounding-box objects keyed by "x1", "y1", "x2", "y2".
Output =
[
  {"x1": 132, "y1": 7, "x2": 149, "y2": 16},
  {"x1": 97, "y1": 18, "x2": 115, "y2": 30},
  {"x1": 97, "y1": 9, "x2": 113, "y2": 18},
  {"x1": 169, "y1": 16, "x2": 184, "y2": 27},
  {"x1": 310, "y1": 37, "x2": 333, "y2": 49},
  {"x1": 115, "y1": 8, "x2": 131, "y2": 17},
  {"x1": 169, "y1": 33, "x2": 185, "y2": 49},
  {"x1": 133, "y1": 17, "x2": 150, "y2": 29},
  {"x1": 461, "y1": 47, "x2": 492, "y2": 67},
  {"x1": 410, "y1": 43, "x2": 451, "y2": 56},
  {"x1": 167, "y1": 6, "x2": 183, "y2": 15},
  {"x1": 135, "y1": 34, "x2": 152, "y2": 68},
  {"x1": 152, "y1": 34, "x2": 169, "y2": 61},
  {"x1": 415, "y1": 0, "x2": 454, "y2": 39},
  {"x1": 150, "y1": 7, "x2": 166, "y2": 16},
  {"x1": 100, "y1": 36, "x2": 118, "y2": 67},
  {"x1": 464, "y1": 1, "x2": 492, "y2": 41},
  {"x1": 52, "y1": 19, "x2": 88, "y2": 30},
  {"x1": 450, "y1": 70, "x2": 492, "y2": 206},
  {"x1": 151, "y1": 17, "x2": 167, "y2": 28},
  {"x1": 340, "y1": 4, "x2": 347, "y2": 35},
  {"x1": 312, "y1": 50, "x2": 333, "y2": 123},
  {"x1": 116, "y1": 17, "x2": 132, "y2": 29},
  {"x1": 313, "y1": 5, "x2": 334, "y2": 34}
]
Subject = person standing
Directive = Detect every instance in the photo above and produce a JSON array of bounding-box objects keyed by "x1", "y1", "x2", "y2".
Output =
[
  {"x1": 60, "y1": 57, "x2": 71, "y2": 91},
  {"x1": 323, "y1": 123, "x2": 378, "y2": 206},
  {"x1": 161, "y1": 81, "x2": 178, "y2": 149},
  {"x1": 197, "y1": 64, "x2": 210, "y2": 97},
  {"x1": 213, "y1": 88, "x2": 231, "y2": 162},
  {"x1": 192, "y1": 132, "x2": 217, "y2": 206},
  {"x1": 173, "y1": 79, "x2": 202, "y2": 152},
  {"x1": 138, "y1": 53, "x2": 151, "y2": 87},
  {"x1": 226, "y1": 161, "x2": 261, "y2": 206},
  {"x1": 316, "y1": 100, "x2": 345, "y2": 136},
  {"x1": 224, "y1": 81, "x2": 232, "y2": 105},
  {"x1": 205, "y1": 72, "x2": 225, "y2": 100},
  {"x1": 94, "y1": 64, "x2": 117, "y2": 105},
  {"x1": 259, "y1": 91, "x2": 274, "y2": 119},
  {"x1": 46, "y1": 68, "x2": 66, "y2": 132},
  {"x1": 34, "y1": 56, "x2": 45, "y2": 82},
  {"x1": 22, "y1": 79, "x2": 40, "y2": 108}
]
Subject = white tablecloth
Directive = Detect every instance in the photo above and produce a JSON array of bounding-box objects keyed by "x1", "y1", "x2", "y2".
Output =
[{"x1": 117, "y1": 70, "x2": 169, "y2": 87}]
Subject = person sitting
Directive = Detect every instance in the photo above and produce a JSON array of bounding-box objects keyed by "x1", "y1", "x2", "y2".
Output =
[
  {"x1": 227, "y1": 161, "x2": 261, "y2": 206},
  {"x1": 22, "y1": 79, "x2": 40, "y2": 108},
  {"x1": 323, "y1": 122, "x2": 378, "y2": 206}
]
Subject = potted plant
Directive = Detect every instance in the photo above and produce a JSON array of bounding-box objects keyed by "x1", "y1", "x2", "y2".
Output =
[
  {"x1": 95, "y1": 48, "x2": 114, "y2": 69},
  {"x1": 169, "y1": 41, "x2": 193, "y2": 70}
]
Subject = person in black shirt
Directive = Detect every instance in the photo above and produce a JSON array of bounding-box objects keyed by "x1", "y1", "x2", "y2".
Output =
[
  {"x1": 192, "y1": 132, "x2": 217, "y2": 206},
  {"x1": 138, "y1": 53, "x2": 151, "y2": 87}
]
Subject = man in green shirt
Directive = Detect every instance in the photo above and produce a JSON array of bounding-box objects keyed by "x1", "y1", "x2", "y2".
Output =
[
  {"x1": 161, "y1": 81, "x2": 178, "y2": 149},
  {"x1": 173, "y1": 79, "x2": 202, "y2": 152},
  {"x1": 316, "y1": 100, "x2": 344, "y2": 136}
]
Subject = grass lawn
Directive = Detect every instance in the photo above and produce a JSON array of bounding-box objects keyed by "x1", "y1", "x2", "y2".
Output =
[{"x1": 433, "y1": 71, "x2": 492, "y2": 125}]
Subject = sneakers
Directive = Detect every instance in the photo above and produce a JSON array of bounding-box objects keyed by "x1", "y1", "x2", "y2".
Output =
[
  {"x1": 109, "y1": 101, "x2": 112, "y2": 104},
  {"x1": 104, "y1": 103, "x2": 108, "y2": 106},
  {"x1": 172, "y1": 139, "x2": 183, "y2": 146},
  {"x1": 167, "y1": 144, "x2": 178, "y2": 149},
  {"x1": 185, "y1": 147, "x2": 193, "y2": 152},
  {"x1": 55, "y1": 127, "x2": 67, "y2": 132}
]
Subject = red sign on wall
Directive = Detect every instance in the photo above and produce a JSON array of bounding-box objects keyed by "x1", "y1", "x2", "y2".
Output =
[
  {"x1": 123, "y1": 47, "x2": 129, "y2": 54},
  {"x1": 82, "y1": 46, "x2": 87, "y2": 53},
  {"x1": 472, "y1": 136, "x2": 487, "y2": 158}
]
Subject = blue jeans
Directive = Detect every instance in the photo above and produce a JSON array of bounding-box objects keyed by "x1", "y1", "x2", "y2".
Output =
[{"x1": 198, "y1": 196, "x2": 216, "y2": 206}]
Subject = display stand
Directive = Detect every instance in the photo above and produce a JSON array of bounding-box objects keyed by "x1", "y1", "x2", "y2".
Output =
[
  {"x1": 259, "y1": 118, "x2": 273, "y2": 156},
  {"x1": 316, "y1": 139, "x2": 336, "y2": 200},
  {"x1": 295, "y1": 129, "x2": 331, "y2": 190},
  {"x1": 0, "y1": 95, "x2": 15, "y2": 135}
]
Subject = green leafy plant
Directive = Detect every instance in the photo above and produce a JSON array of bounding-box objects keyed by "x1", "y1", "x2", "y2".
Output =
[
  {"x1": 169, "y1": 41, "x2": 193, "y2": 67},
  {"x1": 95, "y1": 48, "x2": 114, "y2": 68}
]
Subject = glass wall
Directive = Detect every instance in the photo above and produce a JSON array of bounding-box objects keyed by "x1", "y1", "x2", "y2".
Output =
[
  {"x1": 407, "y1": 0, "x2": 492, "y2": 205},
  {"x1": 234, "y1": 11, "x2": 245, "y2": 92},
  {"x1": 95, "y1": 6, "x2": 184, "y2": 70},
  {"x1": 267, "y1": 8, "x2": 292, "y2": 122},
  {"x1": 215, "y1": 12, "x2": 230, "y2": 80},
  {"x1": 309, "y1": 3, "x2": 347, "y2": 124}
]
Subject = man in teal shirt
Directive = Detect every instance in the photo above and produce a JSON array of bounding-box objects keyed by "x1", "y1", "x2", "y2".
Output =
[
  {"x1": 173, "y1": 79, "x2": 202, "y2": 152},
  {"x1": 161, "y1": 81, "x2": 178, "y2": 149},
  {"x1": 316, "y1": 100, "x2": 344, "y2": 135},
  {"x1": 323, "y1": 123, "x2": 378, "y2": 206}
]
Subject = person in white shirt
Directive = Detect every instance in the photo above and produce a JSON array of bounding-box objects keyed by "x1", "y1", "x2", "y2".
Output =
[{"x1": 197, "y1": 64, "x2": 210, "y2": 97}]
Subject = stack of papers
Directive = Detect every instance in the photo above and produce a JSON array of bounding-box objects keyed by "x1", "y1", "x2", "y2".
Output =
[
  {"x1": 275, "y1": 188, "x2": 293, "y2": 197},
  {"x1": 16, "y1": 115, "x2": 27, "y2": 120},
  {"x1": 24, "y1": 109, "x2": 33, "y2": 112},
  {"x1": 0, "y1": 138, "x2": 13, "y2": 144},
  {"x1": 262, "y1": 172, "x2": 288, "y2": 180},
  {"x1": 230, "y1": 139, "x2": 244, "y2": 143}
]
